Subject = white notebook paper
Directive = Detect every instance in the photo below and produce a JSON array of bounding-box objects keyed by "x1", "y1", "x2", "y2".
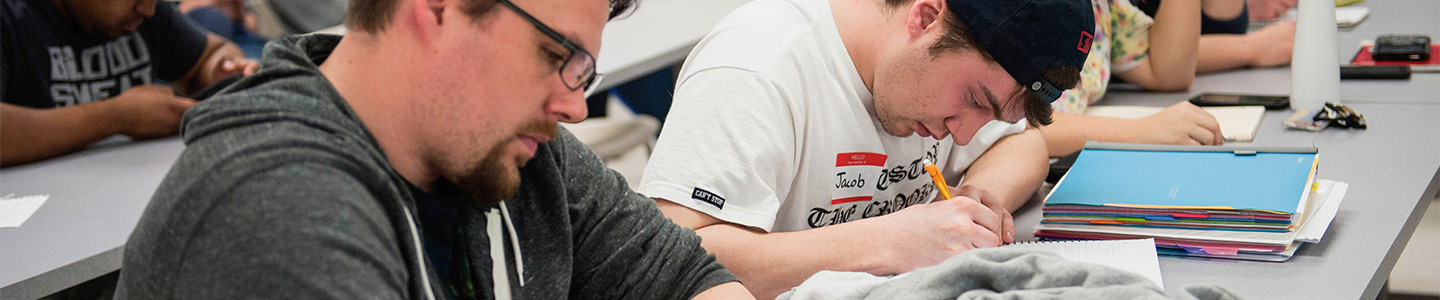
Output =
[
  {"x1": 1006, "y1": 238, "x2": 1164, "y2": 287},
  {"x1": 1083, "y1": 106, "x2": 1265, "y2": 142},
  {"x1": 0, "y1": 194, "x2": 48, "y2": 228}
]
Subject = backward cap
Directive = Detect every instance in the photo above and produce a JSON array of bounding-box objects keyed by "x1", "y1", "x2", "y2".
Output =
[{"x1": 946, "y1": 0, "x2": 1095, "y2": 103}]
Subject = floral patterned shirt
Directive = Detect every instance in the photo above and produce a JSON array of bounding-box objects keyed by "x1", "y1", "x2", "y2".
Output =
[{"x1": 1052, "y1": 0, "x2": 1155, "y2": 113}]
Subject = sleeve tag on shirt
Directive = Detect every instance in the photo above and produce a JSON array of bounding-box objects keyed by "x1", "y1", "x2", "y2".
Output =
[{"x1": 691, "y1": 187, "x2": 726, "y2": 209}]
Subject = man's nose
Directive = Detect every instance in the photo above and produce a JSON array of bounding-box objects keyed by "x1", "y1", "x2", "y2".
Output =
[{"x1": 547, "y1": 86, "x2": 589, "y2": 123}]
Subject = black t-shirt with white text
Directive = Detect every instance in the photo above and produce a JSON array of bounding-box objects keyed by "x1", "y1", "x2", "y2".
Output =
[{"x1": 1, "y1": 0, "x2": 207, "y2": 108}]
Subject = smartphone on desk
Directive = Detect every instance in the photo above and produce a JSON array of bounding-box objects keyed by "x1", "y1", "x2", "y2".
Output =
[
  {"x1": 1188, "y1": 93, "x2": 1289, "y2": 110},
  {"x1": 1373, "y1": 34, "x2": 1431, "y2": 61}
]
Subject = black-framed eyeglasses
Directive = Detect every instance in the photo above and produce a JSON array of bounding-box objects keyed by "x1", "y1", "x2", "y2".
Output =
[{"x1": 497, "y1": 0, "x2": 604, "y2": 95}]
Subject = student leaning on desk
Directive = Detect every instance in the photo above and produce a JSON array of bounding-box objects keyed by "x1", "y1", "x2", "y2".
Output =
[
  {"x1": 113, "y1": 0, "x2": 752, "y2": 299},
  {"x1": 638, "y1": 0, "x2": 1090, "y2": 298},
  {"x1": 0, "y1": 0, "x2": 259, "y2": 167},
  {"x1": 1038, "y1": 0, "x2": 1296, "y2": 157}
]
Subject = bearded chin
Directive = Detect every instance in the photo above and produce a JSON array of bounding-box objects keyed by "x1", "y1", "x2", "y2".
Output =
[
  {"x1": 456, "y1": 144, "x2": 528, "y2": 204},
  {"x1": 873, "y1": 107, "x2": 910, "y2": 137}
]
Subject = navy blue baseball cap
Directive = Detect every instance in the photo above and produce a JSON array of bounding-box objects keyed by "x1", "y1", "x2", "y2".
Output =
[{"x1": 946, "y1": 0, "x2": 1095, "y2": 103}]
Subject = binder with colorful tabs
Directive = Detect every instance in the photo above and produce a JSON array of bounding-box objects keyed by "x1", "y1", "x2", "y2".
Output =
[
  {"x1": 1043, "y1": 142, "x2": 1319, "y2": 227},
  {"x1": 1035, "y1": 142, "x2": 1331, "y2": 261}
]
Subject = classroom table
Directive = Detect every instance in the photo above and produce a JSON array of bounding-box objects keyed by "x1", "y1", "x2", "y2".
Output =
[
  {"x1": 0, "y1": 138, "x2": 185, "y2": 300},
  {"x1": 592, "y1": 0, "x2": 752, "y2": 92},
  {"x1": 1016, "y1": 100, "x2": 1439, "y2": 300},
  {"x1": 300, "y1": 0, "x2": 754, "y2": 93},
  {"x1": 1013, "y1": 2, "x2": 1440, "y2": 298},
  {"x1": 1157, "y1": 0, "x2": 1440, "y2": 103}
]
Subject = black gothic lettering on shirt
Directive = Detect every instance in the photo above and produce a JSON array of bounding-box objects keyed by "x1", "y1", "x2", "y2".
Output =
[
  {"x1": 873, "y1": 159, "x2": 926, "y2": 191},
  {"x1": 861, "y1": 182, "x2": 935, "y2": 219},
  {"x1": 809, "y1": 183, "x2": 936, "y2": 228},
  {"x1": 874, "y1": 143, "x2": 942, "y2": 191},
  {"x1": 834, "y1": 171, "x2": 866, "y2": 189},
  {"x1": 806, "y1": 204, "x2": 858, "y2": 228}
]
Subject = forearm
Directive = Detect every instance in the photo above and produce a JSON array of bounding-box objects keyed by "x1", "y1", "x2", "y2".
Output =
[
  {"x1": 1038, "y1": 113, "x2": 1138, "y2": 158},
  {"x1": 1141, "y1": 0, "x2": 1203, "y2": 90},
  {"x1": 694, "y1": 222, "x2": 885, "y2": 300},
  {"x1": 1197, "y1": 34, "x2": 1253, "y2": 73},
  {"x1": 691, "y1": 282, "x2": 756, "y2": 300},
  {"x1": 958, "y1": 129, "x2": 1047, "y2": 211},
  {"x1": 0, "y1": 103, "x2": 125, "y2": 166}
]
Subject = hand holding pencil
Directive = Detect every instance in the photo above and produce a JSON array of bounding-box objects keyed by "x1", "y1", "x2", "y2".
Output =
[{"x1": 922, "y1": 158, "x2": 1014, "y2": 243}]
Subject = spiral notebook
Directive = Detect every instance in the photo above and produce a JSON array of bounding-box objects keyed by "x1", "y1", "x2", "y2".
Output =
[{"x1": 1006, "y1": 238, "x2": 1164, "y2": 287}]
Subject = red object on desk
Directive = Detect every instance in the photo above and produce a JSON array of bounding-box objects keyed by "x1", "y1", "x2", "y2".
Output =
[{"x1": 1351, "y1": 44, "x2": 1440, "y2": 66}]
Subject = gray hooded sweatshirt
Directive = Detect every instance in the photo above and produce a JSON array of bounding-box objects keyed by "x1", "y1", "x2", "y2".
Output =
[{"x1": 115, "y1": 34, "x2": 736, "y2": 299}]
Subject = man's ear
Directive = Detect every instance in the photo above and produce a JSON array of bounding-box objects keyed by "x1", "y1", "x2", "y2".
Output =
[
  {"x1": 401, "y1": 0, "x2": 445, "y2": 43},
  {"x1": 427, "y1": 0, "x2": 446, "y2": 25},
  {"x1": 905, "y1": 0, "x2": 945, "y2": 39}
]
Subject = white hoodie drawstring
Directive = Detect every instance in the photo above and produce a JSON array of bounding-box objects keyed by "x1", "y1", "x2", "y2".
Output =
[
  {"x1": 486, "y1": 203, "x2": 527, "y2": 300},
  {"x1": 484, "y1": 208, "x2": 513, "y2": 300},
  {"x1": 499, "y1": 202, "x2": 527, "y2": 286},
  {"x1": 400, "y1": 204, "x2": 437, "y2": 300}
]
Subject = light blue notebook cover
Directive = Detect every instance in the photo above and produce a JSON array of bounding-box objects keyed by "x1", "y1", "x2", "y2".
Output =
[{"x1": 1047, "y1": 143, "x2": 1317, "y2": 214}]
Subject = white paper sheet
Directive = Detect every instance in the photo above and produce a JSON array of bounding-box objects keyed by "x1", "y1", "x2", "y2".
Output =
[{"x1": 0, "y1": 194, "x2": 49, "y2": 228}]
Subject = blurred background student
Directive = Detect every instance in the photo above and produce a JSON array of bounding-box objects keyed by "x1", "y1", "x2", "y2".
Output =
[{"x1": 1039, "y1": 0, "x2": 1296, "y2": 157}]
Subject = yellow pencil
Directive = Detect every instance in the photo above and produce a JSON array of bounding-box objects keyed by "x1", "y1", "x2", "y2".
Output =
[{"x1": 921, "y1": 158, "x2": 952, "y2": 200}]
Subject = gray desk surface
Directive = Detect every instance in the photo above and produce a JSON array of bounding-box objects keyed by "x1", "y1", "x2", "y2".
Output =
[
  {"x1": 0, "y1": 138, "x2": 185, "y2": 299},
  {"x1": 1018, "y1": 4, "x2": 1440, "y2": 298},
  {"x1": 1018, "y1": 101, "x2": 1440, "y2": 299},
  {"x1": 306, "y1": 0, "x2": 754, "y2": 93}
]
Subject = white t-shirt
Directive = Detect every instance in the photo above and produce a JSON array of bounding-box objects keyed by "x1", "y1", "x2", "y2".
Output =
[{"x1": 638, "y1": 0, "x2": 1026, "y2": 233}]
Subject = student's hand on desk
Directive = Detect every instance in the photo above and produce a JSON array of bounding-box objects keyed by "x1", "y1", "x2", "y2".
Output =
[
  {"x1": 860, "y1": 196, "x2": 1003, "y2": 275},
  {"x1": 113, "y1": 85, "x2": 197, "y2": 140},
  {"x1": 946, "y1": 185, "x2": 1015, "y2": 244},
  {"x1": 1133, "y1": 102, "x2": 1224, "y2": 146},
  {"x1": 1244, "y1": 21, "x2": 1295, "y2": 68}
]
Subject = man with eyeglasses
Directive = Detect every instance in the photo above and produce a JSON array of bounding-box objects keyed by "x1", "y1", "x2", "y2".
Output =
[{"x1": 115, "y1": 0, "x2": 750, "y2": 298}]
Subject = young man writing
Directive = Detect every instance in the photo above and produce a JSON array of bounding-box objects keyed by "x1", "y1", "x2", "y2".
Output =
[{"x1": 639, "y1": 0, "x2": 1093, "y2": 297}]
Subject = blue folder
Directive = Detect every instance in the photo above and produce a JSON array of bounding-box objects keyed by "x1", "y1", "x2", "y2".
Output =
[{"x1": 1046, "y1": 143, "x2": 1318, "y2": 215}]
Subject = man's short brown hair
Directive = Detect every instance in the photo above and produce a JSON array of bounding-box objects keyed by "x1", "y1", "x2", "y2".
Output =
[
  {"x1": 346, "y1": 0, "x2": 638, "y2": 34},
  {"x1": 885, "y1": 0, "x2": 1076, "y2": 128}
]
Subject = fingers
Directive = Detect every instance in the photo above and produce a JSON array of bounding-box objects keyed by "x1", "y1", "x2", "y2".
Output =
[
  {"x1": 1169, "y1": 102, "x2": 1222, "y2": 145},
  {"x1": 952, "y1": 185, "x2": 1009, "y2": 240},
  {"x1": 1187, "y1": 124, "x2": 1216, "y2": 145},
  {"x1": 999, "y1": 209, "x2": 1014, "y2": 244},
  {"x1": 217, "y1": 58, "x2": 260, "y2": 78},
  {"x1": 222, "y1": 60, "x2": 237, "y2": 73},
  {"x1": 947, "y1": 197, "x2": 1003, "y2": 244},
  {"x1": 1212, "y1": 127, "x2": 1226, "y2": 145},
  {"x1": 1195, "y1": 112, "x2": 1223, "y2": 145},
  {"x1": 242, "y1": 60, "x2": 260, "y2": 76}
]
